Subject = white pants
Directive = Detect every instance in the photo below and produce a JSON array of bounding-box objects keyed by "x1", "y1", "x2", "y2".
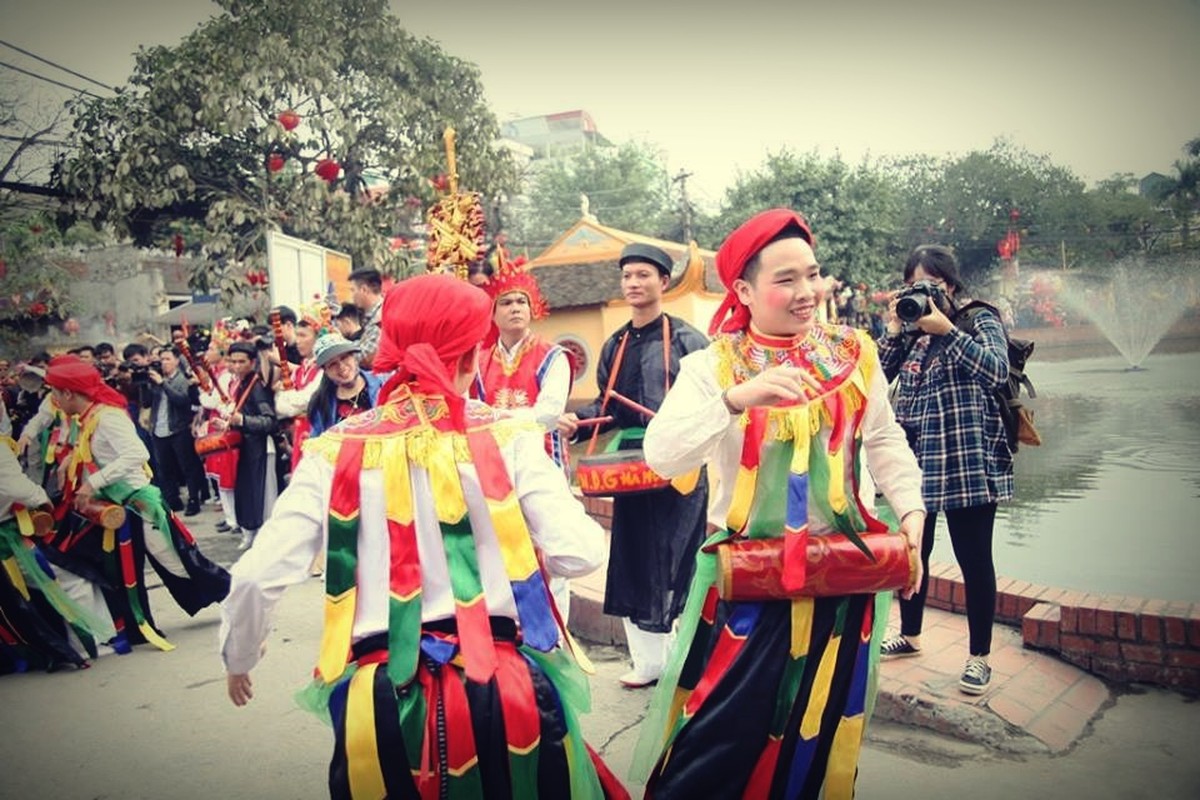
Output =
[
  {"x1": 622, "y1": 617, "x2": 674, "y2": 678},
  {"x1": 53, "y1": 565, "x2": 116, "y2": 642},
  {"x1": 219, "y1": 487, "x2": 237, "y2": 528}
]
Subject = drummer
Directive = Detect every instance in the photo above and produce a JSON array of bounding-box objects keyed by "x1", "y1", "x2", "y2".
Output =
[{"x1": 557, "y1": 242, "x2": 709, "y2": 687}]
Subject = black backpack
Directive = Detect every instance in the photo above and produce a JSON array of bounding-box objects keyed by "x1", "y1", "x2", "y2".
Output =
[{"x1": 953, "y1": 301, "x2": 1040, "y2": 452}]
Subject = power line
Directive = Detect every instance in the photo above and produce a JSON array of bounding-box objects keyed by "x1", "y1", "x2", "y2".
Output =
[
  {"x1": 0, "y1": 60, "x2": 105, "y2": 99},
  {"x1": 0, "y1": 39, "x2": 113, "y2": 91},
  {"x1": 0, "y1": 132, "x2": 70, "y2": 147}
]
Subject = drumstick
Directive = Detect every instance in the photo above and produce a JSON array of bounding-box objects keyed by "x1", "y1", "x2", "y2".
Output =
[
  {"x1": 573, "y1": 415, "x2": 613, "y2": 428},
  {"x1": 607, "y1": 390, "x2": 656, "y2": 419}
]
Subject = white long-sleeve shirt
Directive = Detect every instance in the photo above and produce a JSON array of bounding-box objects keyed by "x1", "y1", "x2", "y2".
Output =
[
  {"x1": 645, "y1": 345, "x2": 925, "y2": 533},
  {"x1": 219, "y1": 423, "x2": 604, "y2": 675},
  {"x1": 1, "y1": 445, "x2": 49, "y2": 521},
  {"x1": 80, "y1": 407, "x2": 152, "y2": 493}
]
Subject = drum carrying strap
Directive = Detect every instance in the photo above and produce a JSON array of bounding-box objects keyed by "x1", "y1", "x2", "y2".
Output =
[
  {"x1": 586, "y1": 316, "x2": 670, "y2": 456},
  {"x1": 585, "y1": 317, "x2": 700, "y2": 494}
]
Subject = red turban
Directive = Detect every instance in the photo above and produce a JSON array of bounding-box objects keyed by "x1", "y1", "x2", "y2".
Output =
[
  {"x1": 709, "y1": 208, "x2": 814, "y2": 335},
  {"x1": 375, "y1": 274, "x2": 492, "y2": 427},
  {"x1": 44, "y1": 355, "x2": 127, "y2": 409}
]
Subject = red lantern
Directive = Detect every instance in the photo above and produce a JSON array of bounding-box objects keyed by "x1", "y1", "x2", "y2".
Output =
[
  {"x1": 315, "y1": 158, "x2": 340, "y2": 182},
  {"x1": 267, "y1": 153, "x2": 286, "y2": 173},
  {"x1": 278, "y1": 109, "x2": 300, "y2": 131}
]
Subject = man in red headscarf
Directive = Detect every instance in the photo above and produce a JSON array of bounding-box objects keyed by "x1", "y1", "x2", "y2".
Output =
[
  {"x1": 35, "y1": 355, "x2": 230, "y2": 656},
  {"x1": 221, "y1": 274, "x2": 628, "y2": 800},
  {"x1": 634, "y1": 209, "x2": 926, "y2": 797}
]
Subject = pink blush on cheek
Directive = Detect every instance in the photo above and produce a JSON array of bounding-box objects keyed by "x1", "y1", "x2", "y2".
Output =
[{"x1": 765, "y1": 286, "x2": 793, "y2": 309}]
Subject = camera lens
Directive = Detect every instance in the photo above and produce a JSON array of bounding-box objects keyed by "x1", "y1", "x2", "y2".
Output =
[{"x1": 896, "y1": 292, "x2": 929, "y2": 323}]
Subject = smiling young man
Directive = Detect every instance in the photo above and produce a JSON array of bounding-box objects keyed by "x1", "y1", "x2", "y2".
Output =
[
  {"x1": 558, "y1": 242, "x2": 709, "y2": 688},
  {"x1": 636, "y1": 208, "x2": 926, "y2": 798}
]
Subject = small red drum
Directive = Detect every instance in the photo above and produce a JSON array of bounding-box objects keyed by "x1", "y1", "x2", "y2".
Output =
[
  {"x1": 75, "y1": 498, "x2": 127, "y2": 529},
  {"x1": 576, "y1": 449, "x2": 670, "y2": 497},
  {"x1": 194, "y1": 430, "x2": 242, "y2": 457}
]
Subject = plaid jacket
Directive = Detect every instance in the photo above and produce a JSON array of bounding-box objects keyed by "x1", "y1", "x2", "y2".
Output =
[{"x1": 877, "y1": 307, "x2": 1013, "y2": 511}]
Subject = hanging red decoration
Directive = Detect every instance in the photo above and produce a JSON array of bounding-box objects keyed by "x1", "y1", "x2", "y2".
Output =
[
  {"x1": 247, "y1": 272, "x2": 260, "y2": 287},
  {"x1": 315, "y1": 158, "x2": 341, "y2": 182},
  {"x1": 278, "y1": 109, "x2": 300, "y2": 131},
  {"x1": 267, "y1": 153, "x2": 286, "y2": 173},
  {"x1": 29, "y1": 302, "x2": 47, "y2": 317},
  {"x1": 174, "y1": 233, "x2": 185, "y2": 257}
]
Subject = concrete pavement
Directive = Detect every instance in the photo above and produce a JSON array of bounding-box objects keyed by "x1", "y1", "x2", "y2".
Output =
[{"x1": 1, "y1": 504, "x2": 1196, "y2": 799}]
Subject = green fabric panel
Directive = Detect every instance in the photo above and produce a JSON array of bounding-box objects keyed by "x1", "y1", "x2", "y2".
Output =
[
  {"x1": 440, "y1": 518, "x2": 485, "y2": 603},
  {"x1": 395, "y1": 680, "x2": 430, "y2": 772},
  {"x1": 746, "y1": 439, "x2": 792, "y2": 540},
  {"x1": 386, "y1": 596, "x2": 422, "y2": 686},
  {"x1": 628, "y1": 530, "x2": 722, "y2": 784},
  {"x1": 325, "y1": 515, "x2": 359, "y2": 596},
  {"x1": 770, "y1": 654, "x2": 809, "y2": 735}
]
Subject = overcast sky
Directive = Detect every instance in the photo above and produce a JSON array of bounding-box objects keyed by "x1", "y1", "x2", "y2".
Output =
[{"x1": 3, "y1": 0, "x2": 1199, "y2": 207}]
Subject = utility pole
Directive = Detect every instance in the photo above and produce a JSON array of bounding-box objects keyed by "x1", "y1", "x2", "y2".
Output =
[{"x1": 672, "y1": 169, "x2": 694, "y2": 242}]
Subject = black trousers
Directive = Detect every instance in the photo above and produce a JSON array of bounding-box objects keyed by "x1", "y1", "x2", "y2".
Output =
[
  {"x1": 152, "y1": 429, "x2": 207, "y2": 510},
  {"x1": 899, "y1": 503, "x2": 998, "y2": 656}
]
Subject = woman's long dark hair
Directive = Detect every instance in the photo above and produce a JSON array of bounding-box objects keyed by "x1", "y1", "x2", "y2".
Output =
[
  {"x1": 306, "y1": 375, "x2": 337, "y2": 433},
  {"x1": 903, "y1": 244, "x2": 967, "y2": 296}
]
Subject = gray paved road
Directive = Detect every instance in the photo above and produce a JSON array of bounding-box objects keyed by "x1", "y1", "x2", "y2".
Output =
[{"x1": 1, "y1": 516, "x2": 1196, "y2": 799}]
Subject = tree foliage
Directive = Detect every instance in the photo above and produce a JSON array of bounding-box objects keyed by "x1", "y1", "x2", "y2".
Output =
[
  {"x1": 708, "y1": 149, "x2": 903, "y2": 289},
  {"x1": 511, "y1": 141, "x2": 676, "y2": 249},
  {"x1": 55, "y1": 0, "x2": 518, "y2": 301}
]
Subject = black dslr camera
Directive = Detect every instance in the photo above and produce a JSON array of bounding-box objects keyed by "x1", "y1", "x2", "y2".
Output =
[{"x1": 895, "y1": 280, "x2": 948, "y2": 323}]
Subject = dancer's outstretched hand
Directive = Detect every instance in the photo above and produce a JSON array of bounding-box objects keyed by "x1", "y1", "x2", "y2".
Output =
[{"x1": 227, "y1": 672, "x2": 253, "y2": 706}]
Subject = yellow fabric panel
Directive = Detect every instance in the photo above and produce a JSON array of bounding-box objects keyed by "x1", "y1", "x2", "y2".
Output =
[
  {"x1": 345, "y1": 663, "x2": 387, "y2": 800},
  {"x1": 824, "y1": 714, "x2": 866, "y2": 800},
  {"x1": 799, "y1": 630, "x2": 841, "y2": 739},
  {"x1": 383, "y1": 439, "x2": 413, "y2": 525},
  {"x1": 3, "y1": 557, "x2": 29, "y2": 600},
  {"x1": 487, "y1": 494, "x2": 537, "y2": 577},
  {"x1": 317, "y1": 588, "x2": 356, "y2": 683},
  {"x1": 727, "y1": 465, "x2": 757, "y2": 534},
  {"x1": 826, "y1": 447, "x2": 848, "y2": 515},
  {"x1": 790, "y1": 597, "x2": 814, "y2": 659}
]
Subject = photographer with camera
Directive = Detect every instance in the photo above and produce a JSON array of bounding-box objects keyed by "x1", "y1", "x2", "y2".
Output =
[
  {"x1": 876, "y1": 244, "x2": 1012, "y2": 695},
  {"x1": 146, "y1": 346, "x2": 208, "y2": 517}
]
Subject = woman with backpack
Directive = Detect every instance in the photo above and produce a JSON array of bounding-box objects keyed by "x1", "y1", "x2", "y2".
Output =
[{"x1": 877, "y1": 244, "x2": 1013, "y2": 695}]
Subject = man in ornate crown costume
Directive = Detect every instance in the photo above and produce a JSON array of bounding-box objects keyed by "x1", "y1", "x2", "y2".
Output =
[
  {"x1": 633, "y1": 209, "x2": 926, "y2": 798},
  {"x1": 471, "y1": 247, "x2": 575, "y2": 622},
  {"x1": 221, "y1": 274, "x2": 628, "y2": 800}
]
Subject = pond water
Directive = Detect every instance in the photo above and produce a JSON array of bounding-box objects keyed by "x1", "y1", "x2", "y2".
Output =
[{"x1": 927, "y1": 350, "x2": 1200, "y2": 603}]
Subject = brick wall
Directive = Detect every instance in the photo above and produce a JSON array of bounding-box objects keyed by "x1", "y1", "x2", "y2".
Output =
[{"x1": 925, "y1": 567, "x2": 1200, "y2": 693}]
